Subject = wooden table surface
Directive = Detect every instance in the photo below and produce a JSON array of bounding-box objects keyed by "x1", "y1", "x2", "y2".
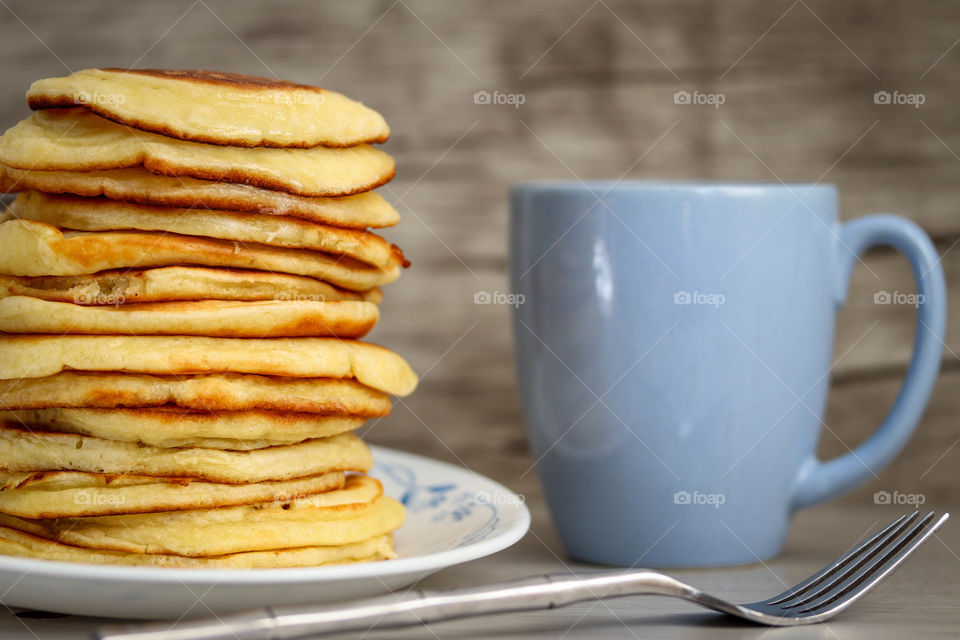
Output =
[{"x1": 2, "y1": 499, "x2": 956, "y2": 639}]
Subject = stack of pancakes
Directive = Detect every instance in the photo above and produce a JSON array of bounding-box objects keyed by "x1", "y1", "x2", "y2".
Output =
[{"x1": 0, "y1": 69, "x2": 416, "y2": 568}]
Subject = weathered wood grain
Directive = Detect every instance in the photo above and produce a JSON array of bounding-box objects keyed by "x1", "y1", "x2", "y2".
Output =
[{"x1": 0, "y1": 0, "x2": 957, "y2": 502}]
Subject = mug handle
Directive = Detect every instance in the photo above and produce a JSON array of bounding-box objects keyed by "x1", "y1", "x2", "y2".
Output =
[{"x1": 791, "y1": 214, "x2": 947, "y2": 510}]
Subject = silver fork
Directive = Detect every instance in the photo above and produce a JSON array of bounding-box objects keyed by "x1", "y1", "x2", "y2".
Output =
[{"x1": 96, "y1": 510, "x2": 947, "y2": 639}]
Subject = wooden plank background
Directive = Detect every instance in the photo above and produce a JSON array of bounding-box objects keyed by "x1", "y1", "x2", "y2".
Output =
[{"x1": 0, "y1": 0, "x2": 957, "y2": 507}]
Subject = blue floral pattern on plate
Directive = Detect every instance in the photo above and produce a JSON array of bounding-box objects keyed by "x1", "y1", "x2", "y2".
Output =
[{"x1": 375, "y1": 462, "x2": 501, "y2": 549}]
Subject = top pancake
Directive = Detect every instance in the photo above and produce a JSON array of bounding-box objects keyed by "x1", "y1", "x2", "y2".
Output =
[
  {"x1": 27, "y1": 68, "x2": 390, "y2": 148},
  {"x1": 0, "y1": 109, "x2": 395, "y2": 197}
]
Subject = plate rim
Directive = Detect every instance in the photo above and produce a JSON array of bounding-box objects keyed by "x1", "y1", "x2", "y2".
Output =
[{"x1": 0, "y1": 445, "x2": 531, "y2": 585}]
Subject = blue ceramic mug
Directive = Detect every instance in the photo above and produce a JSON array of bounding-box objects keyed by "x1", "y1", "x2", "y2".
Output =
[{"x1": 510, "y1": 182, "x2": 946, "y2": 567}]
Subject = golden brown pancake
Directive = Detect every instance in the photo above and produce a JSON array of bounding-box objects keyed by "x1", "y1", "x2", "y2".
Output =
[
  {"x1": 0, "y1": 336, "x2": 419, "y2": 396},
  {"x1": 0, "y1": 267, "x2": 382, "y2": 305},
  {"x1": 0, "y1": 296, "x2": 379, "y2": 338},
  {"x1": 0, "y1": 165, "x2": 401, "y2": 228},
  {"x1": 1, "y1": 408, "x2": 367, "y2": 449},
  {"x1": 0, "y1": 424, "x2": 373, "y2": 483},
  {"x1": 0, "y1": 109, "x2": 395, "y2": 196},
  {"x1": 2, "y1": 408, "x2": 367, "y2": 449},
  {"x1": 0, "y1": 477, "x2": 404, "y2": 556},
  {"x1": 0, "y1": 469, "x2": 346, "y2": 518},
  {"x1": 8, "y1": 191, "x2": 408, "y2": 268},
  {"x1": 0, "y1": 219, "x2": 400, "y2": 291},
  {"x1": 0, "y1": 527, "x2": 395, "y2": 568},
  {"x1": 27, "y1": 68, "x2": 390, "y2": 148},
  {"x1": 0, "y1": 372, "x2": 390, "y2": 415}
]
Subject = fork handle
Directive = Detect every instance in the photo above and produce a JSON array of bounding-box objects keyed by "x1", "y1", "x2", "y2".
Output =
[{"x1": 96, "y1": 571, "x2": 694, "y2": 640}]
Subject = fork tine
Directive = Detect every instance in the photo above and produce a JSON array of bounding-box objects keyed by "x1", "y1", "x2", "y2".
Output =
[
  {"x1": 771, "y1": 511, "x2": 920, "y2": 607},
  {"x1": 783, "y1": 511, "x2": 933, "y2": 609},
  {"x1": 793, "y1": 511, "x2": 946, "y2": 614},
  {"x1": 764, "y1": 511, "x2": 916, "y2": 606}
]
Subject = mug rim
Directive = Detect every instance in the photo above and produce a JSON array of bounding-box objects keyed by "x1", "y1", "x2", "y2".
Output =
[{"x1": 511, "y1": 180, "x2": 837, "y2": 195}]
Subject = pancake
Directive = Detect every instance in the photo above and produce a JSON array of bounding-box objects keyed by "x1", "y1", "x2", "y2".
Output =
[
  {"x1": 0, "y1": 372, "x2": 391, "y2": 415},
  {"x1": 0, "y1": 477, "x2": 405, "y2": 556},
  {"x1": 0, "y1": 469, "x2": 346, "y2": 518},
  {"x1": 0, "y1": 267, "x2": 382, "y2": 305},
  {"x1": 2, "y1": 409, "x2": 367, "y2": 449},
  {"x1": 8, "y1": 191, "x2": 408, "y2": 268},
  {"x1": 27, "y1": 68, "x2": 390, "y2": 148},
  {"x1": 0, "y1": 219, "x2": 400, "y2": 291},
  {"x1": 0, "y1": 108, "x2": 395, "y2": 197},
  {"x1": 0, "y1": 296, "x2": 379, "y2": 338},
  {"x1": 0, "y1": 425, "x2": 373, "y2": 483},
  {"x1": 0, "y1": 336, "x2": 418, "y2": 396},
  {"x1": 0, "y1": 166, "x2": 400, "y2": 228},
  {"x1": 0, "y1": 527, "x2": 394, "y2": 568}
]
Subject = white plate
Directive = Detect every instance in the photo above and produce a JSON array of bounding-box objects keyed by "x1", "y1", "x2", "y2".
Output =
[{"x1": 0, "y1": 446, "x2": 531, "y2": 619}]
